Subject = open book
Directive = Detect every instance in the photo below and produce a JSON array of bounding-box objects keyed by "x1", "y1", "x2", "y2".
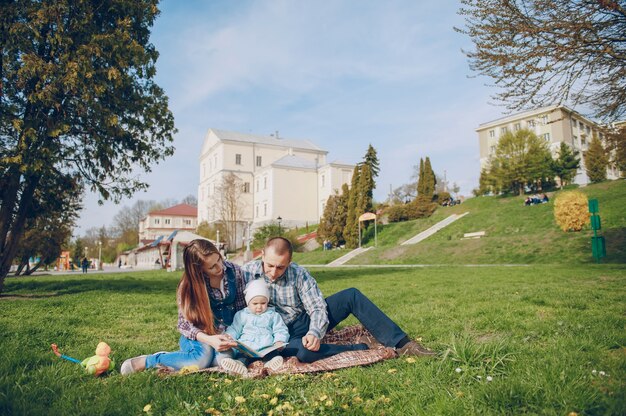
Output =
[{"x1": 233, "y1": 341, "x2": 287, "y2": 358}]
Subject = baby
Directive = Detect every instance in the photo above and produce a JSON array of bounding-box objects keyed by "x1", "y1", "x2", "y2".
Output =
[{"x1": 218, "y1": 279, "x2": 289, "y2": 376}]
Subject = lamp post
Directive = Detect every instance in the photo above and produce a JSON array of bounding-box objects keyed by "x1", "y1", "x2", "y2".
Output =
[
  {"x1": 98, "y1": 241, "x2": 103, "y2": 271},
  {"x1": 277, "y1": 216, "x2": 282, "y2": 235}
]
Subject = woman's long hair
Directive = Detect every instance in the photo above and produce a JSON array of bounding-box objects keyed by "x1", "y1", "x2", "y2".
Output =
[{"x1": 178, "y1": 239, "x2": 221, "y2": 335}]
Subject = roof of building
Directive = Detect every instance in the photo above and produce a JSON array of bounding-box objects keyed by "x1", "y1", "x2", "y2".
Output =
[
  {"x1": 271, "y1": 154, "x2": 319, "y2": 170},
  {"x1": 149, "y1": 203, "x2": 197, "y2": 217},
  {"x1": 208, "y1": 128, "x2": 326, "y2": 153},
  {"x1": 476, "y1": 105, "x2": 598, "y2": 130}
]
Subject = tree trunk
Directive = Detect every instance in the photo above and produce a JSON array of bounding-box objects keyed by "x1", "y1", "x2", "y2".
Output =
[{"x1": 24, "y1": 260, "x2": 42, "y2": 276}]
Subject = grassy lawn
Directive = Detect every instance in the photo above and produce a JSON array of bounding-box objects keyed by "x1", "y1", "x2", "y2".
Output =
[{"x1": 1, "y1": 266, "x2": 624, "y2": 415}]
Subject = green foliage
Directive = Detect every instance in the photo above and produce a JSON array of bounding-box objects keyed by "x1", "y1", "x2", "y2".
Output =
[
  {"x1": 606, "y1": 125, "x2": 626, "y2": 176},
  {"x1": 344, "y1": 165, "x2": 361, "y2": 248},
  {"x1": 363, "y1": 144, "x2": 380, "y2": 181},
  {"x1": 0, "y1": 0, "x2": 176, "y2": 288},
  {"x1": 423, "y1": 157, "x2": 436, "y2": 197},
  {"x1": 317, "y1": 184, "x2": 349, "y2": 246},
  {"x1": 487, "y1": 129, "x2": 553, "y2": 195},
  {"x1": 552, "y1": 142, "x2": 581, "y2": 188},
  {"x1": 585, "y1": 135, "x2": 609, "y2": 183},
  {"x1": 1, "y1": 266, "x2": 624, "y2": 414},
  {"x1": 553, "y1": 191, "x2": 590, "y2": 232},
  {"x1": 387, "y1": 197, "x2": 438, "y2": 223},
  {"x1": 417, "y1": 158, "x2": 425, "y2": 196}
]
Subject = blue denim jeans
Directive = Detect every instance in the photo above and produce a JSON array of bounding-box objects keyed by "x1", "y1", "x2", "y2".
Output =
[
  {"x1": 145, "y1": 335, "x2": 215, "y2": 371},
  {"x1": 281, "y1": 287, "x2": 408, "y2": 363}
]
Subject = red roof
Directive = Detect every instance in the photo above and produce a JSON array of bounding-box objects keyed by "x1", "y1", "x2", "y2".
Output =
[{"x1": 149, "y1": 204, "x2": 197, "y2": 217}]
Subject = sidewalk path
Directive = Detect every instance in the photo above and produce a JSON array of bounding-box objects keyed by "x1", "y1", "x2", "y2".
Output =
[
  {"x1": 401, "y1": 212, "x2": 469, "y2": 245},
  {"x1": 326, "y1": 247, "x2": 372, "y2": 267}
]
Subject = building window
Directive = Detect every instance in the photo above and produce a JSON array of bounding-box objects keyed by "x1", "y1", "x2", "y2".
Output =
[
  {"x1": 243, "y1": 182, "x2": 250, "y2": 193},
  {"x1": 490, "y1": 145, "x2": 496, "y2": 154},
  {"x1": 500, "y1": 127, "x2": 508, "y2": 135},
  {"x1": 184, "y1": 219, "x2": 191, "y2": 226},
  {"x1": 579, "y1": 121, "x2": 584, "y2": 130},
  {"x1": 581, "y1": 137, "x2": 587, "y2": 146},
  {"x1": 264, "y1": 204, "x2": 267, "y2": 216},
  {"x1": 543, "y1": 133, "x2": 551, "y2": 142},
  {"x1": 527, "y1": 120, "x2": 535, "y2": 128},
  {"x1": 572, "y1": 135, "x2": 577, "y2": 147},
  {"x1": 235, "y1": 154, "x2": 242, "y2": 165},
  {"x1": 264, "y1": 176, "x2": 267, "y2": 190},
  {"x1": 321, "y1": 175, "x2": 325, "y2": 187},
  {"x1": 586, "y1": 126, "x2": 591, "y2": 135},
  {"x1": 256, "y1": 156, "x2": 262, "y2": 167},
  {"x1": 571, "y1": 118, "x2": 577, "y2": 127},
  {"x1": 541, "y1": 115, "x2": 548, "y2": 125},
  {"x1": 165, "y1": 219, "x2": 171, "y2": 225},
  {"x1": 154, "y1": 218, "x2": 160, "y2": 225},
  {"x1": 489, "y1": 130, "x2": 495, "y2": 138},
  {"x1": 255, "y1": 205, "x2": 259, "y2": 218},
  {"x1": 514, "y1": 122, "x2": 521, "y2": 131}
]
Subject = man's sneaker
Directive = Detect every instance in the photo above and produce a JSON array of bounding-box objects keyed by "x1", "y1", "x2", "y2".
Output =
[
  {"x1": 396, "y1": 340, "x2": 436, "y2": 357},
  {"x1": 220, "y1": 358, "x2": 249, "y2": 376},
  {"x1": 355, "y1": 333, "x2": 382, "y2": 349},
  {"x1": 120, "y1": 355, "x2": 148, "y2": 375},
  {"x1": 263, "y1": 356, "x2": 284, "y2": 371}
]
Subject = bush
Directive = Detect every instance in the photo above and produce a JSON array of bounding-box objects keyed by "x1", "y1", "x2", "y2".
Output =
[
  {"x1": 386, "y1": 204, "x2": 408, "y2": 223},
  {"x1": 386, "y1": 197, "x2": 438, "y2": 223},
  {"x1": 553, "y1": 191, "x2": 590, "y2": 232}
]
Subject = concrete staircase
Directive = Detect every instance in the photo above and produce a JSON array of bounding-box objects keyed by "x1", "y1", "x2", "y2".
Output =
[
  {"x1": 327, "y1": 247, "x2": 372, "y2": 267},
  {"x1": 401, "y1": 212, "x2": 469, "y2": 245}
]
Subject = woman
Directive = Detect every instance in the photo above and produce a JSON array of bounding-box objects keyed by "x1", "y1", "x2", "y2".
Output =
[{"x1": 121, "y1": 239, "x2": 246, "y2": 374}]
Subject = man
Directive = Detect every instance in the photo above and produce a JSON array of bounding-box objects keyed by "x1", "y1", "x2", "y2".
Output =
[{"x1": 241, "y1": 237, "x2": 435, "y2": 363}]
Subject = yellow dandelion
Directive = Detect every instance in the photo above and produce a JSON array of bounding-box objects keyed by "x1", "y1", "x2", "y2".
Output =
[
  {"x1": 235, "y1": 396, "x2": 246, "y2": 404},
  {"x1": 341, "y1": 404, "x2": 349, "y2": 410},
  {"x1": 143, "y1": 404, "x2": 152, "y2": 413},
  {"x1": 387, "y1": 368, "x2": 397, "y2": 374},
  {"x1": 282, "y1": 402, "x2": 293, "y2": 410},
  {"x1": 568, "y1": 413, "x2": 578, "y2": 416},
  {"x1": 352, "y1": 387, "x2": 358, "y2": 393},
  {"x1": 384, "y1": 397, "x2": 391, "y2": 404},
  {"x1": 353, "y1": 396, "x2": 363, "y2": 403},
  {"x1": 269, "y1": 397, "x2": 278, "y2": 405},
  {"x1": 207, "y1": 396, "x2": 213, "y2": 401},
  {"x1": 405, "y1": 357, "x2": 416, "y2": 363},
  {"x1": 260, "y1": 394, "x2": 270, "y2": 399},
  {"x1": 275, "y1": 387, "x2": 283, "y2": 395},
  {"x1": 319, "y1": 395, "x2": 328, "y2": 401},
  {"x1": 267, "y1": 411, "x2": 274, "y2": 416},
  {"x1": 456, "y1": 391, "x2": 464, "y2": 397},
  {"x1": 325, "y1": 400, "x2": 333, "y2": 406},
  {"x1": 224, "y1": 379, "x2": 233, "y2": 384}
]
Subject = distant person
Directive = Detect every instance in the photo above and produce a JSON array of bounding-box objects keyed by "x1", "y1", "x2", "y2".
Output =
[
  {"x1": 118, "y1": 259, "x2": 122, "y2": 268},
  {"x1": 81, "y1": 257, "x2": 89, "y2": 273},
  {"x1": 541, "y1": 193, "x2": 549, "y2": 203}
]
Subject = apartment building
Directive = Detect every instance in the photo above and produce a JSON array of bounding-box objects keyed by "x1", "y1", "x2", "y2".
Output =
[
  {"x1": 198, "y1": 129, "x2": 354, "y2": 245},
  {"x1": 477, "y1": 105, "x2": 621, "y2": 185},
  {"x1": 138, "y1": 203, "x2": 198, "y2": 242}
]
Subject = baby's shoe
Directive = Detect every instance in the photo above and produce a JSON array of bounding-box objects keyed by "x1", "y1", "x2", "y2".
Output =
[
  {"x1": 221, "y1": 358, "x2": 248, "y2": 376},
  {"x1": 263, "y1": 356, "x2": 283, "y2": 371}
]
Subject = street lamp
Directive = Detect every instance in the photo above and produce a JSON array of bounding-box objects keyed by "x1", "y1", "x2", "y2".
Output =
[
  {"x1": 98, "y1": 241, "x2": 103, "y2": 271},
  {"x1": 277, "y1": 216, "x2": 282, "y2": 235}
]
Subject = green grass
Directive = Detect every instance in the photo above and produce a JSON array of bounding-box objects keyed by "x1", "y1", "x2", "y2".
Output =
[
  {"x1": 298, "y1": 180, "x2": 626, "y2": 265},
  {"x1": 1, "y1": 266, "x2": 625, "y2": 415}
]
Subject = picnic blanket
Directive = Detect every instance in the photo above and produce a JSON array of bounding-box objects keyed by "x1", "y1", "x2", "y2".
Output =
[{"x1": 156, "y1": 325, "x2": 397, "y2": 378}]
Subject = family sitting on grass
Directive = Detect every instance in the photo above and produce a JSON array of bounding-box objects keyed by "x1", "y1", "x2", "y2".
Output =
[
  {"x1": 524, "y1": 193, "x2": 549, "y2": 206},
  {"x1": 121, "y1": 237, "x2": 435, "y2": 377}
]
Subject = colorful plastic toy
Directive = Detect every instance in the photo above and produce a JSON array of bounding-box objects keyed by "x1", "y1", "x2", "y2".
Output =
[{"x1": 51, "y1": 342, "x2": 115, "y2": 376}]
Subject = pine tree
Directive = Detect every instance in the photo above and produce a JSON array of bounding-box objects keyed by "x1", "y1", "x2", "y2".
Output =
[
  {"x1": 344, "y1": 165, "x2": 361, "y2": 248},
  {"x1": 424, "y1": 157, "x2": 436, "y2": 198},
  {"x1": 416, "y1": 158, "x2": 425, "y2": 196},
  {"x1": 363, "y1": 144, "x2": 380, "y2": 187},
  {"x1": 584, "y1": 136, "x2": 609, "y2": 183},
  {"x1": 333, "y1": 184, "x2": 350, "y2": 246},
  {"x1": 552, "y1": 142, "x2": 581, "y2": 189}
]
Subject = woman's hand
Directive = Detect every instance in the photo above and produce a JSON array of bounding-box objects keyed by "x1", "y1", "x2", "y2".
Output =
[
  {"x1": 273, "y1": 341, "x2": 285, "y2": 349},
  {"x1": 198, "y1": 333, "x2": 237, "y2": 352}
]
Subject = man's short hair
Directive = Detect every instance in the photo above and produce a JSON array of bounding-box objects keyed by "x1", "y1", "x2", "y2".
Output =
[{"x1": 265, "y1": 236, "x2": 293, "y2": 258}]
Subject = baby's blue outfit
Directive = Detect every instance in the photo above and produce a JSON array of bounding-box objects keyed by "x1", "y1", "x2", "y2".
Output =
[{"x1": 217, "y1": 306, "x2": 289, "y2": 364}]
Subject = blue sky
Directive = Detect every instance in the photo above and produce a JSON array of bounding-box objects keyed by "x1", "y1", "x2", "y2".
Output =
[{"x1": 76, "y1": 0, "x2": 501, "y2": 234}]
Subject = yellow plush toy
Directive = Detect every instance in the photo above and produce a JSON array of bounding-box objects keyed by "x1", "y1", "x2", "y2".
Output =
[{"x1": 51, "y1": 342, "x2": 115, "y2": 377}]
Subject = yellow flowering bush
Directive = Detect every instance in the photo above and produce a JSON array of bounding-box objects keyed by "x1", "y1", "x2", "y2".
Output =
[{"x1": 553, "y1": 191, "x2": 590, "y2": 232}]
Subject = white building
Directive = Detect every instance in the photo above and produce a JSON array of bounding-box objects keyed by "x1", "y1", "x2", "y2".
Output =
[
  {"x1": 138, "y1": 203, "x2": 198, "y2": 242},
  {"x1": 476, "y1": 105, "x2": 621, "y2": 185},
  {"x1": 198, "y1": 129, "x2": 354, "y2": 245}
]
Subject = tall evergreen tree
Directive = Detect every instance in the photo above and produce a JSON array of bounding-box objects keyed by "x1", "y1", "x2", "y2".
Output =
[
  {"x1": 363, "y1": 144, "x2": 380, "y2": 188},
  {"x1": 333, "y1": 184, "x2": 350, "y2": 246},
  {"x1": 584, "y1": 136, "x2": 609, "y2": 183},
  {"x1": 416, "y1": 158, "x2": 425, "y2": 196},
  {"x1": 552, "y1": 142, "x2": 581, "y2": 189},
  {"x1": 424, "y1": 157, "x2": 436, "y2": 198},
  {"x1": 344, "y1": 165, "x2": 361, "y2": 248}
]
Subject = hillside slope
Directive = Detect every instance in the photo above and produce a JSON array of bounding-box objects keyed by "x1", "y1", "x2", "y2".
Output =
[{"x1": 292, "y1": 180, "x2": 625, "y2": 265}]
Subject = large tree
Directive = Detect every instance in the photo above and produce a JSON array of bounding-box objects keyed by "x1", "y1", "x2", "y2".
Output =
[
  {"x1": 215, "y1": 173, "x2": 247, "y2": 249},
  {"x1": 457, "y1": 0, "x2": 626, "y2": 121},
  {"x1": 552, "y1": 142, "x2": 581, "y2": 189},
  {"x1": 0, "y1": 0, "x2": 176, "y2": 291},
  {"x1": 487, "y1": 129, "x2": 553, "y2": 195},
  {"x1": 423, "y1": 157, "x2": 436, "y2": 198},
  {"x1": 363, "y1": 144, "x2": 380, "y2": 186},
  {"x1": 605, "y1": 124, "x2": 626, "y2": 176}
]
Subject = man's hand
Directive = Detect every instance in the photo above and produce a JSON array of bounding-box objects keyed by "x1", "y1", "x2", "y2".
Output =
[{"x1": 302, "y1": 334, "x2": 320, "y2": 351}]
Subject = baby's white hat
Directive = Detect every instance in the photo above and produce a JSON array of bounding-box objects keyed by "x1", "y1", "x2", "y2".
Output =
[{"x1": 244, "y1": 279, "x2": 269, "y2": 305}]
